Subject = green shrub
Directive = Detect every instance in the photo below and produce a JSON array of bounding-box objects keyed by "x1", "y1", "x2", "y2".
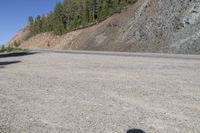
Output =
[{"x1": 0, "y1": 46, "x2": 26, "y2": 53}]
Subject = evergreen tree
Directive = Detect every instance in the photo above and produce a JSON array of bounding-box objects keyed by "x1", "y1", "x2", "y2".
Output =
[
  {"x1": 27, "y1": 0, "x2": 137, "y2": 37},
  {"x1": 28, "y1": 16, "x2": 34, "y2": 25}
]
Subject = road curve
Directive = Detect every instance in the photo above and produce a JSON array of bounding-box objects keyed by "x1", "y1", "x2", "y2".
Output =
[{"x1": 31, "y1": 48, "x2": 200, "y2": 60}]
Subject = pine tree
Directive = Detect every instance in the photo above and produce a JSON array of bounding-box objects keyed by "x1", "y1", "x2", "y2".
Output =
[
  {"x1": 101, "y1": 0, "x2": 109, "y2": 17},
  {"x1": 27, "y1": 0, "x2": 136, "y2": 37},
  {"x1": 28, "y1": 16, "x2": 34, "y2": 25}
]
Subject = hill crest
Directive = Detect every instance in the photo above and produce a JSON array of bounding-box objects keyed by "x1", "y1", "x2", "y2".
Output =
[{"x1": 8, "y1": 0, "x2": 200, "y2": 54}]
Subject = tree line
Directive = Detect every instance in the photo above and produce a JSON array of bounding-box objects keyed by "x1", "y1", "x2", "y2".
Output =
[{"x1": 28, "y1": 0, "x2": 137, "y2": 37}]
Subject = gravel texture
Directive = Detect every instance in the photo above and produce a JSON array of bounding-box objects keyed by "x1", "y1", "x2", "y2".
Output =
[{"x1": 0, "y1": 51, "x2": 200, "y2": 133}]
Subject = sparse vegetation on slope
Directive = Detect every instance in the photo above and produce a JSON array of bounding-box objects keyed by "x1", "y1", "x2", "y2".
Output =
[
  {"x1": 0, "y1": 45, "x2": 27, "y2": 53},
  {"x1": 8, "y1": 0, "x2": 200, "y2": 54},
  {"x1": 28, "y1": 0, "x2": 137, "y2": 37}
]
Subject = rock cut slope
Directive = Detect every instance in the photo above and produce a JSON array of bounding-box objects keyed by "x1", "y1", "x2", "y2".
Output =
[{"x1": 9, "y1": 0, "x2": 200, "y2": 54}]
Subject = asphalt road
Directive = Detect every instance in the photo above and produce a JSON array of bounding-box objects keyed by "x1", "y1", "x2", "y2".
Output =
[{"x1": 0, "y1": 50, "x2": 200, "y2": 133}]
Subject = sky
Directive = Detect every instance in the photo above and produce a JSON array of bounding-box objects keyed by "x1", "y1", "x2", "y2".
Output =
[{"x1": 0, "y1": 0, "x2": 63, "y2": 45}]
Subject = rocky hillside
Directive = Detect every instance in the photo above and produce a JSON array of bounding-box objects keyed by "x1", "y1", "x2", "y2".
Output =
[
  {"x1": 8, "y1": 0, "x2": 200, "y2": 54},
  {"x1": 8, "y1": 26, "x2": 30, "y2": 47}
]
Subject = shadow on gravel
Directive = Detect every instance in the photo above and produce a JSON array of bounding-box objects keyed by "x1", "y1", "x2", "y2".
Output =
[
  {"x1": 0, "y1": 61, "x2": 21, "y2": 66},
  {"x1": 127, "y1": 129, "x2": 145, "y2": 133},
  {"x1": 0, "y1": 52, "x2": 36, "y2": 58}
]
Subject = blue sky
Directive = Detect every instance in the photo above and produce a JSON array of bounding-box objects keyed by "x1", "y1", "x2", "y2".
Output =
[{"x1": 0, "y1": 0, "x2": 63, "y2": 45}]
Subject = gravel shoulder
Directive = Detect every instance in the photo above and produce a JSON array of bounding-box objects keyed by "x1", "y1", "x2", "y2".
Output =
[{"x1": 0, "y1": 51, "x2": 200, "y2": 133}]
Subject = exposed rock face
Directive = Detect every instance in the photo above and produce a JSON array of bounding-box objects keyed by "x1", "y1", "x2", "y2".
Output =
[
  {"x1": 120, "y1": 0, "x2": 200, "y2": 54},
  {"x1": 172, "y1": 1, "x2": 200, "y2": 54},
  {"x1": 9, "y1": 0, "x2": 200, "y2": 54},
  {"x1": 75, "y1": 0, "x2": 200, "y2": 54}
]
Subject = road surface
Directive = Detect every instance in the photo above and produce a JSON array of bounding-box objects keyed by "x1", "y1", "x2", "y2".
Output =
[{"x1": 0, "y1": 50, "x2": 200, "y2": 133}]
